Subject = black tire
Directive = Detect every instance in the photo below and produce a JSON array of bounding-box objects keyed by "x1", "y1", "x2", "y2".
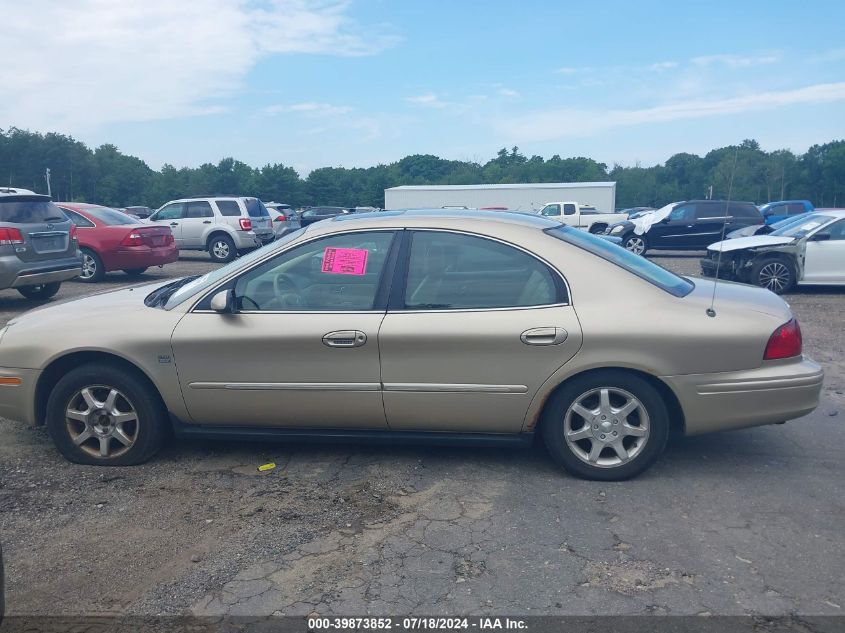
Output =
[
  {"x1": 750, "y1": 256, "x2": 796, "y2": 294},
  {"x1": 208, "y1": 234, "x2": 236, "y2": 263},
  {"x1": 45, "y1": 363, "x2": 167, "y2": 466},
  {"x1": 123, "y1": 268, "x2": 148, "y2": 277},
  {"x1": 79, "y1": 247, "x2": 105, "y2": 282},
  {"x1": 541, "y1": 370, "x2": 670, "y2": 481},
  {"x1": 16, "y1": 281, "x2": 61, "y2": 300},
  {"x1": 622, "y1": 233, "x2": 648, "y2": 256}
]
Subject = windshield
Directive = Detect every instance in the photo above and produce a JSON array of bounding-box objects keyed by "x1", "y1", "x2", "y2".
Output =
[
  {"x1": 159, "y1": 228, "x2": 306, "y2": 309},
  {"x1": 770, "y1": 214, "x2": 834, "y2": 238},
  {"x1": 545, "y1": 226, "x2": 694, "y2": 297}
]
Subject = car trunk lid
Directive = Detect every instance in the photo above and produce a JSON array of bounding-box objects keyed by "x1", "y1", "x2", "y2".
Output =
[{"x1": 0, "y1": 195, "x2": 75, "y2": 262}]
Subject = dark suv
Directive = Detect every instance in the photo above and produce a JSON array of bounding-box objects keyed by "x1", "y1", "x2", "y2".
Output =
[
  {"x1": 606, "y1": 200, "x2": 763, "y2": 255},
  {"x1": 0, "y1": 189, "x2": 82, "y2": 299}
]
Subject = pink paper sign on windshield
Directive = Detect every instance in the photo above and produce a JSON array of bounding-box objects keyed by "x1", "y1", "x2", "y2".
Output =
[{"x1": 321, "y1": 247, "x2": 369, "y2": 275}]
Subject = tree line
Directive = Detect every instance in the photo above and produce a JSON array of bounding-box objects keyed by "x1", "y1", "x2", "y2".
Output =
[{"x1": 1, "y1": 128, "x2": 843, "y2": 210}]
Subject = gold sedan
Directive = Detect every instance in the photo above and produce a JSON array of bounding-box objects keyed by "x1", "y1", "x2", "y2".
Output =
[{"x1": 0, "y1": 210, "x2": 823, "y2": 480}]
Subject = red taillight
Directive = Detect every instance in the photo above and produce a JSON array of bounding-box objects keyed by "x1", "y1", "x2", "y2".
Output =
[
  {"x1": 0, "y1": 227, "x2": 24, "y2": 245},
  {"x1": 764, "y1": 318, "x2": 802, "y2": 360},
  {"x1": 70, "y1": 224, "x2": 78, "y2": 241},
  {"x1": 120, "y1": 231, "x2": 144, "y2": 246},
  {"x1": 239, "y1": 218, "x2": 252, "y2": 231},
  {"x1": 274, "y1": 214, "x2": 286, "y2": 222}
]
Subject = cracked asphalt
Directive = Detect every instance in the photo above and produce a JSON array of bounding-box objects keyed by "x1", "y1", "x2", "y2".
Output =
[{"x1": 0, "y1": 251, "x2": 843, "y2": 618}]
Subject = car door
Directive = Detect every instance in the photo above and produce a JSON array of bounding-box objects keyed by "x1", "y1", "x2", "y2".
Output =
[
  {"x1": 647, "y1": 203, "x2": 696, "y2": 248},
  {"x1": 180, "y1": 201, "x2": 214, "y2": 248},
  {"x1": 689, "y1": 202, "x2": 731, "y2": 248},
  {"x1": 149, "y1": 203, "x2": 184, "y2": 245},
  {"x1": 170, "y1": 229, "x2": 398, "y2": 427},
  {"x1": 803, "y1": 219, "x2": 845, "y2": 284},
  {"x1": 378, "y1": 230, "x2": 583, "y2": 433}
]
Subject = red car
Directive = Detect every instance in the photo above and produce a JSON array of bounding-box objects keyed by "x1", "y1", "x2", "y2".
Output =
[{"x1": 57, "y1": 203, "x2": 178, "y2": 282}]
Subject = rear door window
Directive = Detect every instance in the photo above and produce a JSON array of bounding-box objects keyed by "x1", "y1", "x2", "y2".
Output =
[
  {"x1": 403, "y1": 231, "x2": 564, "y2": 310},
  {"x1": 0, "y1": 198, "x2": 67, "y2": 223},
  {"x1": 62, "y1": 209, "x2": 95, "y2": 227},
  {"x1": 186, "y1": 201, "x2": 214, "y2": 218},
  {"x1": 216, "y1": 200, "x2": 242, "y2": 217},
  {"x1": 730, "y1": 203, "x2": 763, "y2": 220}
]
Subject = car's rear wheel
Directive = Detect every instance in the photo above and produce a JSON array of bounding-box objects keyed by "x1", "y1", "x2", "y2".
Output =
[
  {"x1": 208, "y1": 234, "x2": 236, "y2": 263},
  {"x1": 622, "y1": 234, "x2": 648, "y2": 255},
  {"x1": 45, "y1": 363, "x2": 166, "y2": 466},
  {"x1": 123, "y1": 268, "x2": 148, "y2": 277},
  {"x1": 750, "y1": 257, "x2": 795, "y2": 294},
  {"x1": 16, "y1": 282, "x2": 61, "y2": 300},
  {"x1": 541, "y1": 371, "x2": 670, "y2": 480},
  {"x1": 79, "y1": 248, "x2": 105, "y2": 282}
]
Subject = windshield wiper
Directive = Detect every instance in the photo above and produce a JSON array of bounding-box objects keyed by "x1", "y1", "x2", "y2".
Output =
[{"x1": 145, "y1": 275, "x2": 201, "y2": 308}]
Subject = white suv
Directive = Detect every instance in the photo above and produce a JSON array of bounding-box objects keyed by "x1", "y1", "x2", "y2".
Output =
[{"x1": 149, "y1": 196, "x2": 274, "y2": 262}]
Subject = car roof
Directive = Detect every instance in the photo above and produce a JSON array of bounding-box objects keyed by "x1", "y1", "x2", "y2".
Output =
[
  {"x1": 813, "y1": 209, "x2": 845, "y2": 217},
  {"x1": 0, "y1": 187, "x2": 38, "y2": 196},
  {"x1": 323, "y1": 208, "x2": 560, "y2": 230},
  {"x1": 56, "y1": 202, "x2": 109, "y2": 209}
]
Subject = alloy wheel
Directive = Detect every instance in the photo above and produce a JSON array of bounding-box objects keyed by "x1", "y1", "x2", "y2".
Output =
[
  {"x1": 563, "y1": 387, "x2": 650, "y2": 468},
  {"x1": 65, "y1": 385, "x2": 139, "y2": 459},
  {"x1": 80, "y1": 253, "x2": 97, "y2": 279},
  {"x1": 212, "y1": 240, "x2": 230, "y2": 259},
  {"x1": 758, "y1": 262, "x2": 791, "y2": 293},
  {"x1": 625, "y1": 237, "x2": 645, "y2": 255}
]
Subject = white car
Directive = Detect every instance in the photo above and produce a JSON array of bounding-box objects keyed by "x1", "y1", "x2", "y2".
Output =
[{"x1": 700, "y1": 210, "x2": 845, "y2": 293}]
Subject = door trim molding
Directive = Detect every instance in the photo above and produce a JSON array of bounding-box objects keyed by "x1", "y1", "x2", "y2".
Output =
[
  {"x1": 383, "y1": 383, "x2": 528, "y2": 394},
  {"x1": 188, "y1": 381, "x2": 381, "y2": 392}
]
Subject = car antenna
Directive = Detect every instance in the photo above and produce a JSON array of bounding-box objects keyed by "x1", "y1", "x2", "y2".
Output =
[{"x1": 707, "y1": 147, "x2": 739, "y2": 318}]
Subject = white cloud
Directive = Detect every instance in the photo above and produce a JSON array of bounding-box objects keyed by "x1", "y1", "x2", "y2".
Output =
[
  {"x1": 648, "y1": 61, "x2": 679, "y2": 71},
  {"x1": 496, "y1": 82, "x2": 845, "y2": 141},
  {"x1": 264, "y1": 102, "x2": 352, "y2": 117},
  {"x1": 554, "y1": 66, "x2": 592, "y2": 74},
  {"x1": 497, "y1": 87, "x2": 520, "y2": 97},
  {"x1": 404, "y1": 93, "x2": 451, "y2": 108},
  {"x1": 0, "y1": 0, "x2": 398, "y2": 131},
  {"x1": 691, "y1": 53, "x2": 780, "y2": 68}
]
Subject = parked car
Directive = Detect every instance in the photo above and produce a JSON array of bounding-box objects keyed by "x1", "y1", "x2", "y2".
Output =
[
  {"x1": 758, "y1": 200, "x2": 813, "y2": 225},
  {"x1": 148, "y1": 197, "x2": 273, "y2": 262},
  {"x1": 263, "y1": 202, "x2": 301, "y2": 239},
  {"x1": 725, "y1": 213, "x2": 812, "y2": 240},
  {"x1": 606, "y1": 200, "x2": 763, "y2": 255},
  {"x1": 298, "y1": 206, "x2": 352, "y2": 226},
  {"x1": 0, "y1": 188, "x2": 81, "y2": 299},
  {"x1": 57, "y1": 203, "x2": 178, "y2": 282},
  {"x1": 124, "y1": 206, "x2": 154, "y2": 219},
  {"x1": 535, "y1": 201, "x2": 627, "y2": 234},
  {"x1": 0, "y1": 210, "x2": 822, "y2": 481},
  {"x1": 701, "y1": 210, "x2": 845, "y2": 293}
]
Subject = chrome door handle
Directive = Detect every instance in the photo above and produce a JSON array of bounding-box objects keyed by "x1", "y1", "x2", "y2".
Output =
[
  {"x1": 203, "y1": 220, "x2": 212, "y2": 224},
  {"x1": 322, "y1": 330, "x2": 367, "y2": 348},
  {"x1": 170, "y1": 222, "x2": 179, "y2": 226},
  {"x1": 520, "y1": 327, "x2": 568, "y2": 346}
]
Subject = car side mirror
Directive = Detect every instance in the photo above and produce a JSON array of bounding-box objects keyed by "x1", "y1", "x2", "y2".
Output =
[
  {"x1": 210, "y1": 289, "x2": 236, "y2": 313},
  {"x1": 810, "y1": 233, "x2": 830, "y2": 242}
]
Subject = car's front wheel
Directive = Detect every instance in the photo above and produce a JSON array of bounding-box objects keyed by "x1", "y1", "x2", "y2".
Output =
[
  {"x1": 750, "y1": 257, "x2": 796, "y2": 294},
  {"x1": 541, "y1": 371, "x2": 670, "y2": 480},
  {"x1": 79, "y1": 248, "x2": 105, "y2": 282},
  {"x1": 16, "y1": 282, "x2": 61, "y2": 300},
  {"x1": 622, "y1": 233, "x2": 648, "y2": 255},
  {"x1": 45, "y1": 363, "x2": 167, "y2": 466}
]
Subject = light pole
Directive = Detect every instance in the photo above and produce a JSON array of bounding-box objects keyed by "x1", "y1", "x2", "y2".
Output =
[{"x1": 45, "y1": 168, "x2": 52, "y2": 198}]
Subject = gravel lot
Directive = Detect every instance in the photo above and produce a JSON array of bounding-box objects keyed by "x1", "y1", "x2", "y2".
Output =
[{"x1": 1, "y1": 250, "x2": 843, "y2": 619}]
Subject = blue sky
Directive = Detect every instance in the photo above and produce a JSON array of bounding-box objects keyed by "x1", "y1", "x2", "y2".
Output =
[{"x1": 2, "y1": 0, "x2": 844, "y2": 175}]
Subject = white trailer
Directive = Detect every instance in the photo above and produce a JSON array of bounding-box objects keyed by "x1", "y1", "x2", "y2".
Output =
[{"x1": 384, "y1": 182, "x2": 616, "y2": 213}]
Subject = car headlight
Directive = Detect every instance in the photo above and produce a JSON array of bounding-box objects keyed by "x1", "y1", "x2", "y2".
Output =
[{"x1": 609, "y1": 225, "x2": 626, "y2": 235}]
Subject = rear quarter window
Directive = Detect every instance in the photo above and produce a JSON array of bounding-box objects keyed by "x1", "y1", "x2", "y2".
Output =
[
  {"x1": 0, "y1": 198, "x2": 68, "y2": 223},
  {"x1": 216, "y1": 200, "x2": 242, "y2": 217},
  {"x1": 731, "y1": 203, "x2": 763, "y2": 220}
]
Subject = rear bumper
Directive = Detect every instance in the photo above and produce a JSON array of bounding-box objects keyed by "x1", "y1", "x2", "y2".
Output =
[
  {"x1": 109, "y1": 245, "x2": 179, "y2": 269},
  {"x1": 663, "y1": 357, "x2": 824, "y2": 435},
  {"x1": 0, "y1": 255, "x2": 82, "y2": 289},
  {"x1": 231, "y1": 231, "x2": 263, "y2": 250}
]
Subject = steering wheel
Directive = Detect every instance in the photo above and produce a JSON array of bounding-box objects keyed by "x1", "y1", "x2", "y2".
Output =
[{"x1": 273, "y1": 273, "x2": 304, "y2": 309}]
